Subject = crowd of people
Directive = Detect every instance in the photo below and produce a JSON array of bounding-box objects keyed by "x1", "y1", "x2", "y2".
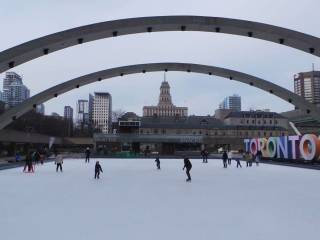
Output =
[{"x1": 20, "y1": 147, "x2": 263, "y2": 182}]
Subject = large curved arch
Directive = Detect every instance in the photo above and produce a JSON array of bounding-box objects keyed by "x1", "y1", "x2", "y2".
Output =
[
  {"x1": 0, "y1": 62, "x2": 319, "y2": 129},
  {"x1": 1, "y1": 16, "x2": 320, "y2": 73}
]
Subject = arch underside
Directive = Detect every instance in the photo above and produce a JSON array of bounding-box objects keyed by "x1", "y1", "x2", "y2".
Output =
[
  {"x1": 1, "y1": 16, "x2": 320, "y2": 73},
  {"x1": 0, "y1": 62, "x2": 319, "y2": 130}
]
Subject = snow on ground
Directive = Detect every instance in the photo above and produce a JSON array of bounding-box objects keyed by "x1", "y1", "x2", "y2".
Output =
[{"x1": 0, "y1": 158, "x2": 319, "y2": 240}]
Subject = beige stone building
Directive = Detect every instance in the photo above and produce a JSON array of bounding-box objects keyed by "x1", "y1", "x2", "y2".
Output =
[{"x1": 143, "y1": 80, "x2": 187, "y2": 117}]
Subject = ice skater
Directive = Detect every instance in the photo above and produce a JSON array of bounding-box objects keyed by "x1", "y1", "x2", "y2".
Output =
[
  {"x1": 201, "y1": 149, "x2": 209, "y2": 163},
  {"x1": 244, "y1": 152, "x2": 251, "y2": 167},
  {"x1": 155, "y1": 156, "x2": 161, "y2": 170},
  {"x1": 222, "y1": 151, "x2": 228, "y2": 168},
  {"x1": 85, "y1": 147, "x2": 91, "y2": 163},
  {"x1": 182, "y1": 157, "x2": 192, "y2": 182},
  {"x1": 23, "y1": 151, "x2": 34, "y2": 173},
  {"x1": 255, "y1": 150, "x2": 262, "y2": 166},
  {"x1": 55, "y1": 152, "x2": 63, "y2": 172},
  {"x1": 236, "y1": 157, "x2": 242, "y2": 168},
  {"x1": 227, "y1": 150, "x2": 232, "y2": 165},
  {"x1": 95, "y1": 161, "x2": 103, "y2": 179}
]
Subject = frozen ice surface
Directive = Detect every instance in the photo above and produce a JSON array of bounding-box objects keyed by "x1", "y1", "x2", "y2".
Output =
[{"x1": 0, "y1": 158, "x2": 320, "y2": 240}]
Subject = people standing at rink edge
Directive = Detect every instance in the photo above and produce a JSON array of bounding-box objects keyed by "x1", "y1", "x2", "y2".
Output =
[
  {"x1": 222, "y1": 151, "x2": 228, "y2": 168},
  {"x1": 55, "y1": 152, "x2": 63, "y2": 172},
  {"x1": 183, "y1": 157, "x2": 192, "y2": 182},
  {"x1": 85, "y1": 147, "x2": 91, "y2": 163},
  {"x1": 155, "y1": 155, "x2": 161, "y2": 170},
  {"x1": 95, "y1": 161, "x2": 103, "y2": 179}
]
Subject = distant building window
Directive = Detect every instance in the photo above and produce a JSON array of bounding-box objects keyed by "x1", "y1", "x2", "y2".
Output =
[{"x1": 252, "y1": 120, "x2": 255, "y2": 124}]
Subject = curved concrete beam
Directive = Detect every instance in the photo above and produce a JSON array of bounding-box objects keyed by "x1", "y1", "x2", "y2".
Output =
[
  {"x1": 1, "y1": 62, "x2": 319, "y2": 129},
  {"x1": 1, "y1": 16, "x2": 320, "y2": 73}
]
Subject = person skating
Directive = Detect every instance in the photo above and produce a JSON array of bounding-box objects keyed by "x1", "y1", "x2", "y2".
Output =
[
  {"x1": 227, "y1": 150, "x2": 232, "y2": 165},
  {"x1": 55, "y1": 152, "x2": 63, "y2": 172},
  {"x1": 183, "y1": 157, "x2": 192, "y2": 182},
  {"x1": 256, "y1": 150, "x2": 262, "y2": 166},
  {"x1": 222, "y1": 151, "x2": 228, "y2": 168},
  {"x1": 23, "y1": 151, "x2": 34, "y2": 173},
  {"x1": 201, "y1": 150, "x2": 206, "y2": 163},
  {"x1": 95, "y1": 161, "x2": 103, "y2": 179},
  {"x1": 155, "y1": 156, "x2": 161, "y2": 170},
  {"x1": 236, "y1": 157, "x2": 242, "y2": 168},
  {"x1": 33, "y1": 150, "x2": 41, "y2": 165},
  {"x1": 204, "y1": 150, "x2": 209, "y2": 163},
  {"x1": 85, "y1": 147, "x2": 91, "y2": 163},
  {"x1": 244, "y1": 152, "x2": 251, "y2": 167}
]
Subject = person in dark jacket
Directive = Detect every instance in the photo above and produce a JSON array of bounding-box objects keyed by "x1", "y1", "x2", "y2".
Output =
[
  {"x1": 94, "y1": 161, "x2": 103, "y2": 179},
  {"x1": 236, "y1": 157, "x2": 242, "y2": 168},
  {"x1": 201, "y1": 150, "x2": 206, "y2": 163},
  {"x1": 85, "y1": 147, "x2": 91, "y2": 163},
  {"x1": 34, "y1": 150, "x2": 41, "y2": 165},
  {"x1": 155, "y1": 156, "x2": 161, "y2": 170},
  {"x1": 183, "y1": 157, "x2": 192, "y2": 182},
  {"x1": 204, "y1": 150, "x2": 209, "y2": 163},
  {"x1": 256, "y1": 150, "x2": 262, "y2": 166},
  {"x1": 23, "y1": 151, "x2": 34, "y2": 173},
  {"x1": 222, "y1": 151, "x2": 228, "y2": 168}
]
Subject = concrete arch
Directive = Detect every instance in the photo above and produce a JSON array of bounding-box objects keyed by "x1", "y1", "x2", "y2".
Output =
[
  {"x1": 1, "y1": 16, "x2": 320, "y2": 73},
  {"x1": 0, "y1": 62, "x2": 319, "y2": 129}
]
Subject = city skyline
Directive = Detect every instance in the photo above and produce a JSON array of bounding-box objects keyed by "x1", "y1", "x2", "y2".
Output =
[{"x1": 0, "y1": 0, "x2": 320, "y2": 116}]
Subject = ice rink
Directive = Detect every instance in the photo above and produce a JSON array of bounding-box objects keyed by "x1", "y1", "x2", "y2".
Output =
[{"x1": 0, "y1": 158, "x2": 319, "y2": 240}]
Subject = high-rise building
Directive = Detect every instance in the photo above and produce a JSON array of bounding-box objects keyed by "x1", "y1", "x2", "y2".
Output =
[
  {"x1": 76, "y1": 99, "x2": 89, "y2": 128},
  {"x1": 294, "y1": 71, "x2": 320, "y2": 105},
  {"x1": 36, "y1": 103, "x2": 45, "y2": 115},
  {"x1": 219, "y1": 94, "x2": 241, "y2": 112},
  {"x1": 93, "y1": 92, "x2": 112, "y2": 133},
  {"x1": 0, "y1": 90, "x2": 3, "y2": 102},
  {"x1": 143, "y1": 77, "x2": 188, "y2": 117},
  {"x1": 2, "y1": 72, "x2": 30, "y2": 107},
  {"x1": 64, "y1": 106, "x2": 73, "y2": 120},
  {"x1": 88, "y1": 93, "x2": 94, "y2": 125}
]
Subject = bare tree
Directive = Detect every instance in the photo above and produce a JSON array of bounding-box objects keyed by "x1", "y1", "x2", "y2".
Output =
[{"x1": 112, "y1": 109, "x2": 126, "y2": 122}]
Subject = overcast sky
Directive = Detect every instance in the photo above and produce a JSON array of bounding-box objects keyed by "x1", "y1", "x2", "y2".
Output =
[{"x1": 1, "y1": 0, "x2": 320, "y2": 116}]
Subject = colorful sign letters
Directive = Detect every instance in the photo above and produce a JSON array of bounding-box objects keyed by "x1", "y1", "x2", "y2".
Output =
[{"x1": 244, "y1": 134, "x2": 320, "y2": 161}]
